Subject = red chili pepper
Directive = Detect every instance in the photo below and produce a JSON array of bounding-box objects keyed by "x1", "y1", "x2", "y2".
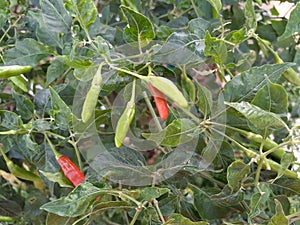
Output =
[
  {"x1": 57, "y1": 155, "x2": 85, "y2": 187},
  {"x1": 148, "y1": 73, "x2": 169, "y2": 120},
  {"x1": 45, "y1": 135, "x2": 85, "y2": 187}
]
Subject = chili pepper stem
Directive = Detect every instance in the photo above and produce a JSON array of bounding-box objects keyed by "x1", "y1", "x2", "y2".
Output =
[
  {"x1": 0, "y1": 145, "x2": 10, "y2": 164},
  {"x1": 44, "y1": 135, "x2": 62, "y2": 159},
  {"x1": 69, "y1": 130, "x2": 83, "y2": 171},
  {"x1": 142, "y1": 91, "x2": 163, "y2": 132}
]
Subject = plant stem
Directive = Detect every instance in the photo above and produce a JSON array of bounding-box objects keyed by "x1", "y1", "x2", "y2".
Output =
[
  {"x1": 190, "y1": 0, "x2": 201, "y2": 18},
  {"x1": 109, "y1": 65, "x2": 144, "y2": 79},
  {"x1": 44, "y1": 134, "x2": 62, "y2": 159},
  {"x1": 142, "y1": 91, "x2": 171, "y2": 154},
  {"x1": 199, "y1": 171, "x2": 225, "y2": 188},
  {"x1": 0, "y1": 16, "x2": 22, "y2": 44},
  {"x1": 153, "y1": 199, "x2": 165, "y2": 223},
  {"x1": 69, "y1": 130, "x2": 83, "y2": 171},
  {"x1": 0, "y1": 145, "x2": 10, "y2": 163},
  {"x1": 142, "y1": 91, "x2": 163, "y2": 133},
  {"x1": 129, "y1": 205, "x2": 143, "y2": 225},
  {"x1": 179, "y1": 106, "x2": 201, "y2": 123},
  {"x1": 43, "y1": 131, "x2": 74, "y2": 145}
]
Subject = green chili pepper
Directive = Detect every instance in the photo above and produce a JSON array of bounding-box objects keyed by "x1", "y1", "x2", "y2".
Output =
[
  {"x1": 258, "y1": 37, "x2": 300, "y2": 86},
  {"x1": 242, "y1": 131, "x2": 285, "y2": 160},
  {"x1": 0, "y1": 65, "x2": 32, "y2": 78},
  {"x1": 114, "y1": 80, "x2": 136, "y2": 148},
  {"x1": 0, "y1": 146, "x2": 42, "y2": 182},
  {"x1": 230, "y1": 127, "x2": 285, "y2": 161},
  {"x1": 181, "y1": 69, "x2": 196, "y2": 102},
  {"x1": 0, "y1": 216, "x2": 15, "y2": 222},
  {"x1": 81, "y1": 63, "x2": 104, "y2": 123},
  {"x1": 144, "y1": 76, "x2": 188, "y2": 108},
  {"x1": 272, "y1": 51, "x2": 300, "y2": 86},
  {"x1": 242, "y1": 146, "x2": 298, "y2": 178}
]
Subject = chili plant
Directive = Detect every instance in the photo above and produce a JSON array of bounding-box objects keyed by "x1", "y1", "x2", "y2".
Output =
[{"x1": 0, "y1": 0, "x2": 299, "y2": 224}]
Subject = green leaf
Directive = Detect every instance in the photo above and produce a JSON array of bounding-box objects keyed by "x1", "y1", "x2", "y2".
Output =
[
  {"x1": 0, "y1": 110, "x2": 23, "y2": 130},
  {"x1": 204, "y1": 31, "x2": 227, "y2": 64},
  {"x1": 0, "y1": 1, "x2": 9, "y2": 31},
  {"x1": 9, "y1": 75, "x2": 28, "y2": 92},
  {"x1": 3, "y1": 38, "x2": 51, "y2": 67},
  {"x1": 41, "y1": 182, "x2": 104, "y2": 217},
  {"x1": 41, "y1": 0, "x2": 71, "y2": 34},
  {"x1": 235, "y1": 50, "x2": 257, "y2": 72},
  {"x1": 211, "y1": 185, "x2": 244, "y2": 207},
  {"x1": 140, "y1": 187, "x2": 169, "y2": 201},
  {"x1": 46, "y1": 56, "x2": 69, "y2": 85},
  {"x1": 153, "y1": 32, "x2": 206, "y2": 67},
  {"x1": 251, "y1": 79, "x2": 288, "y2": 115},
  {"x1": 277, "y1": 2, "x2": 300, "y2": 47},
  {"x1": 249, "y1": 186, "x2": 270, "y2": 221},
  {"x1": 120, "y1": 5, "x2": 155, "y2": 47},
  {"x1": 190, "y1": 184, "x2": 230, "y2": 220},
  {"x1": 267, "y1": 199, "x2": 288, "y2": 225},
  {"x1": 164, "y1": 213, "x2": 209, "y2": 225},
  {"x1": 196, "y1": 83, "x2": 212, "y2": 118},
  {"x1": 94, "y1": 36, "x2": 110, "y2": 60},
  {"x1": 46, "y1": 213, "x2": 77, "y2": 225},
  {"x1": 142, "y1": 119, "x2": 197, "y2": 147},
  {"x1": 188, "y1": 18, "x2": 210, "y2": 38},
  {"x1": 92, "y1": 201, "x2": 133, "y2": 214},
  {"x1": 245, "y1": 0, "x2": 257, "y2": 30},
  {"x1": 13, "y1": 134, "x2": 40, "y2": 163},
  {"x1": 49, "y1": 87, "x2": 73, "y2": 127},
  {"x1": 73, "y1": 63, "x2": 98, "y2": 81},
  {"x1": 65, "y1": 0, "x2": 97, "y2": 29},
  {"x1": 270, "y1": 178, "x2": 300, "y2": 196},
  {"x1": 206, "y1": 0, "x2": 222, "y2": 12},
  {"x1": 223, "y1": 63, "x2": 293, "y2": 102},
  {"x1": 12, "y1": 92, "x2": 34, "y2": 121},
  {"x1": 225, "y1": 101, "x2": 288, "y2": 130},
  {"x1": 227, "y1": 160, "x2": 250, "y2": 192},
  {"x1": 39, "y1": 171, "x2": 73, "y2": 188},
  {"x1": 225, "y1": 27, "x2": 248, "y2": 45},
  {"x1": 274, "y1": 153, "x2": 296, "y2": 181},
  {"x1": 36, "y1": 0, "x2": 71, "y2": 48}
]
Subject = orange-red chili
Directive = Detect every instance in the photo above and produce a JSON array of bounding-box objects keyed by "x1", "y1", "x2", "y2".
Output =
[
  {"x1": 57, "y1": 155, "x2": 85, "y2": 187},
  {"x1": 148, "y1": 73, "x2": 169, "y2": 120}
]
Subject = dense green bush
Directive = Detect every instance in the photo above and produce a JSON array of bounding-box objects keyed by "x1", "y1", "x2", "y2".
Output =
[{"x1": 0, "y1": 0, "x2": 299, "y2": 224}]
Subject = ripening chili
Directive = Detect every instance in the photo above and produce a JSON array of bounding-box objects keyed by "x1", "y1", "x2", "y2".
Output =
[{"x1": 147, "y1": 74, "x2": 169, "y2": 120}]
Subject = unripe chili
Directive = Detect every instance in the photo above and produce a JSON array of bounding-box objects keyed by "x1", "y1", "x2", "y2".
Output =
[
  {"x1": 148, "y1": 73, "x2": 169, "y2": 120},
  {"x1": 115, "y1": 80, "x2": 136, "y2": 148},
  {"x1": 82, "y1": 63, "x2": 104, "y2": 123},
  {"x1": 0, "y1": 65, "x2": 32, "y2": 78},
  {"x1": 143, "y1": 76, "x2": 188, "y2": 108},
  {"x1": 0, "y1": 145, "x2": 42, "y2": 182},
  {"x1": 181, "y1": 70, "x2": 196, "y2": 102}
]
